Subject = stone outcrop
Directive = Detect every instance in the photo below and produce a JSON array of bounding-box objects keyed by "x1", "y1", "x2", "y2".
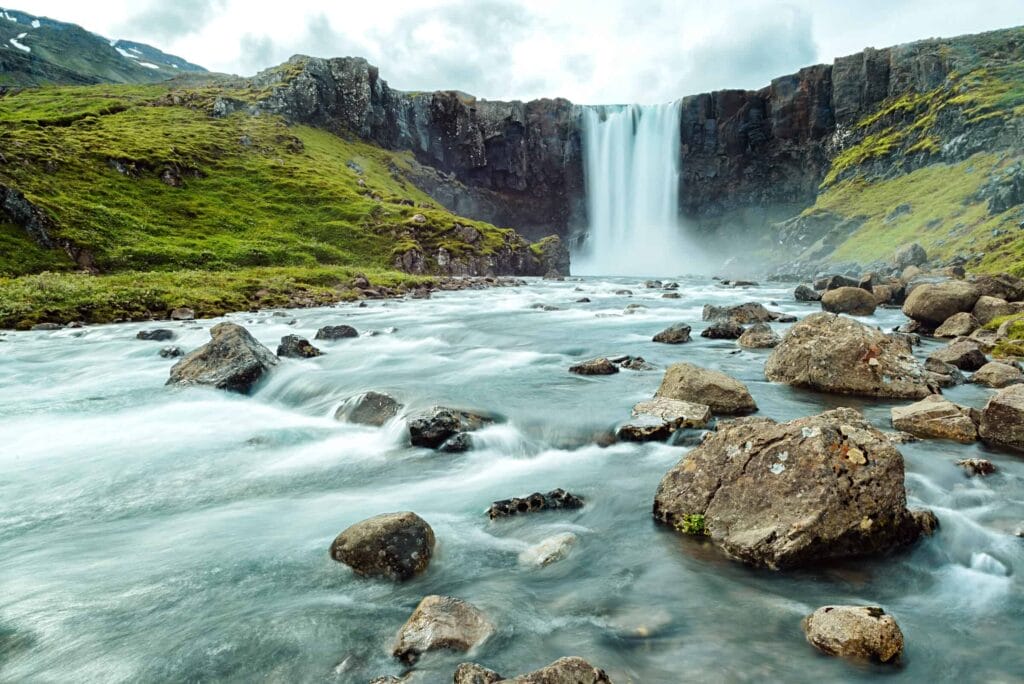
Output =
[
  {"x1": 653, "y1": 408, "x2": 935, "y2": 569},
  {"x1": 655, "y1": 362, "x2": 757, "y2": 415},
  {"x1": 765, "y1": 313, "x2": 933, "y2": 399},
  {"x1": 392, "y1": 595, "x2": 492, "y2": 664},
  {"x1": 166, "y1": 322, "x2": 278, "y2": 393},
  {"x1": 802, "y1": 605, "x2": 904, "y2": 663},
  {"x1": 329, "y1": 512, "x2": 435, "y2": 580}
]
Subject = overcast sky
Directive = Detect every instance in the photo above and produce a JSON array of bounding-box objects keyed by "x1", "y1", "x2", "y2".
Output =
[{"x1": 13, "y1": 0, "x2": 1024, "y2": 103}]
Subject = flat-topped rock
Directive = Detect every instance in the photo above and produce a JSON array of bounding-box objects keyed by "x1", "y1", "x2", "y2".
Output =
[
  {"x1": 655, "y1": 362, "x2": 757, "y2": 415},
  {"x1": 890, "y1": 394, "x2": 978, "y2": 443}
]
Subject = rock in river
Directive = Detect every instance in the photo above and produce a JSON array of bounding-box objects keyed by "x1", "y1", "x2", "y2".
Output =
[
  {"x1": 702, "y1": 302, "x2": 773, "y2": 324},
  {"x1": 902, "y1": 280, "x2": 980, "y2": 326},
  {"x1": 737, "y1": 322, "x2": 781, "y2": 349},
  {"x1": 794, "y1": 284, "x2": 822, "y2": 302},
  {"x1": 138, "y1": 328, "x2": 175, "y2": 341},
  {"x1": 408, "y1": 407, "x2": 494, "y2": 450},
  {"x1": 462, "y1": 657, "x2": 612, "y2": 683},
  {"x1": 652, "y1": 323, "x2": 691, "y2": 344},
  {"x1": 569, "y1": 357, "x2": 619, "y2": 375},
  {"x1": 488, "y1": 489, "x2": 584, "y2": 519},
  {"x1": 655, "y1": 362, "x2": 757, "y2": 415},
  {"x1": 336, "y1": 391, "x2": 403, "y2": 426},
  {"x1": 890, "y1": 395, "x2": 978, "y2": 443},
  {"x1": 315, "y1": 324, "x2": 358, "y2": 340},
  {"x1": 518, "y1": 532, "x2": 578, "y2": 567},
  {"x1": 972, "y1": 361, "x2": 1024, "y2": 388},
  {"x1": 821, "y1": 287, "x2": 877, "y2": 316},
  {"x1": 393, "y1": 595, "x2": 492, "y2": 664},
  {"x1": 454, "y1": 663, "x2": 503, "y2": 684},
  {"x1": 765, "y1": 313, "x2": 934, "y2": 399},
  {"x1": 979, "y1": 383, "x2": 1024, "y2": 451},
  {"x1": 927, "y1": 338, "x2": 987, "y2": 371},
  {"x1": 618, "y1": 397, "x2": 712, "y2": 441},
  {"x1": 276, "y1": 334, "x2": 322, "y2": 358},
  {"x1": 329, "y1": 511, "x2": 434, "y2": 581},
  {"x1": 653, "y1": 408, "x2": 936, "y2": 569},
  {"x1": 934, "y1": 312, "x2": 979, "y2": 338},
  {"x1": 166, "y1": 322, "x2": 278, "y2": 393},
  {"x1": 802, "y1": 605, "x2": 904, "y2": 663},
  {"x1": 701, "y1": 320, "x2": 745, "y2": 339}
]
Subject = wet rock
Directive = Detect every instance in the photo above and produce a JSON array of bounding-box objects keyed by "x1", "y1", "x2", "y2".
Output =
[
  {"x1": 979, "y1": 384, "x2": 1024, "y2": 451},
  {"x1": 276, "y1": 334, "x2": 322, "y2": 358},
  {"x1": 575, "y1": 297, "x2": 591, "y2": 303},
  {"x1": 454, "y1": 663, "x2": 503, "y2": 684},
  {"x1": 488, "y1": 489, "x2": 584, "y2": 519},
  {"x1": 655, "y1": 362, "x2": 757, "y2": 415},
  {"x1": 393, "y1": 595, "x2": 492, "y2": 664},
  {"x1": 336, "y1": 391, "x2": 403, "y2": 426},
  {"x1": 623, "y1": 304, "x2": 646, "y2": 314},
  {"x1": 928, "y1": 338, "x2": 987, "y2": 371},
  {"x1": 972, "y1": 361, "x2": 1024, "y2": 388},
  {"x1": 616, "y1": 414, "x2": 679, "y2": 442},
  {"x1": 169, "y1": 307, "x2": 195, "y2": 321},
  {"x1": 166, "y1": 322, "x2": 278, "y2": 393},
  {"x1": 569, "y1": 357, "x2": 619, "y2": 375},
  {"x1": 821, "y1": 287, "x2": 877, "y2": 316},
  {"x1": 614, "y1": 289, "x2": 633, "y2": 295},
  {"x1": 314, "y1": 324, "x2": 358, "y2": 340},
  {"x1": 159, "y1": 345, "x2": 183, "y2": 358},
  {"x1": 957, "y1": 458, "x2": 995, "y2": 476},
  {"x1": 652, "y1": 323, "x2": 691, "y2": 344},
  {"x1": 663, "y1": 282, "x2": 679, "y2": 290},
  {"x1": 653, "y1": 408, "x2": 935, "y2": 569},
  {"x1": 737, "y1": 322, "x2": 781, "y2": 348},
  {"x1": 701, "y1": 320, "x2": 745, "y2": 339},
  {"x1": 610, "y1": 355, "x2": 655, "y2": 371},
  {"x1": 890, "y1": 395, "x2": 978, "y2": 443},
  {"x1": 498, "y1": 657, "x2": 613, "y2": 683},
  {"x1": 923, "y1": 357, "x2": 965, "y2": 387},
  {"x1": 517, "y1": 532, "x2": 578, "y2": 567},
  {"x1": 902, "y1": 281, "x2": 980, "y2": 326},
  {"x1": 137, "y1": 328, "x2": 175, "y2": 341},
  {"x1": 329, "y1": 511, "x2": 434, "y2": 581},
  {"x1": 702, "y1": 302, "x2": 773, "y2": 324},
  {"x1": 408, "y1": 407, "x2": 494, "y2": 449},
  {"x1": 934, "y1": 312, "x2": 979, "y2": 338},
  {"x1": 632, "y1": 398, "x2": 712, "y2": 429},
  {"x1": 794, "y1": 284, "x2": 822, "y2": 301},
  {"x1": 662, "y1": 292, "x2": 681, "y2": 299},
  {"x1": 893, "y1": 242, "x2": 927, "y2": 269},
  {"x1": 765, "y1": 313, "x2": 934, "y2": 399},
  {"x1": 530, "y1": 303, "x2": 563, "y2": 312},
  {"x1": 802, "y1": 605, "x2": 904, "y2": 663},
  {"x1": 439, "y1": 432, "x2": 474, "y2": 453},
  {"x1": 644, "y1": 280, "x2": 663, "y2": 289}
]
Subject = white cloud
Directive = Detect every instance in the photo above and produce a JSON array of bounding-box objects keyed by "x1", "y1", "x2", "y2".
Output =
[{"x1": 13, "y1": 0, "x2": 1024, "y2": 102}]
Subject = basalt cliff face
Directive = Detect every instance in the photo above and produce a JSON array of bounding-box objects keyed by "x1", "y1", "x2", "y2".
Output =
[{"x1": 235, "y1": 26, "x2": 1024, "y2": 273}]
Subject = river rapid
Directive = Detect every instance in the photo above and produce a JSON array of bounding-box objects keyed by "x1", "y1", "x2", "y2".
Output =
[{"x1": 1, "y1": 277, "x2": 1021, "y2": 683}]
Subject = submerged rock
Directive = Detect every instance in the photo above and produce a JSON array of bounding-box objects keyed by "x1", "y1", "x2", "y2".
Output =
[
  {"x1": 610, "y1": 355, "x2": 655, "y2": 371},
  {"x1": 653, "y1": 408, "x2": 935, "y2": 569},
  {"x1": 315, "y1": 324, "x2": 358, "y2": 340},
  {"x1": 166, "y1": 322, "x2": 278, "y2": 393},
  {"x1": 890, "y1": 395, "x2": 977, "y2": 443},
  {"x1": 652, "y1": 323, "x2": 691, "y2": 344},
  {"x1": 702, "y1": 302, "x2": 773, "y2": 324},
  {"x1": 159, "y1": 345, "x2": 183, "y2": 358},
  {"x1": 518, "y1": 532, "x2": 578, "y2": 567},
  {"x1": 979, "y1": 384, "x2": 1024, "y2": 451},
  {"x1": 408, "y1": 407, "x2": 494, "y2": 450},
  {"x1": 765, "y1": 313, "x2": 934, "y2": 399},
  {"x1": 488, "y1": 489, "x2": 584, "y2": 519},
  {"x1": 276, "y1": 334, "x2": 322, "y2": 358},
  {"x1": 336, "y1": 391, "x2": 403, "y2": 426},
  {"x1": 802, "y1": 605, "x2": 904, "y2": 663},
  {"x1": 329, "y1": 511, "x2": 435, "y2": 581},
  {"x1": 701, "y1": 320, "x2": 745, "y2": 339},
  {"x1": 902, "y1": 281, "x2": 980, "y2": 326},
  {"x1": 569, "y1": 357, "x2": 619, "y2": 375},
  {"x1": 655, "y1": 362, "x2": 757, "y2": 415},
  {"x1": 957, "y1": 458, "x2": 996, "y2": 476},
  {"x1": 821, "y1": 287, "x2": 877, "y2": 316},
  {"x1": 972, "y1": 361, "x2": 1024, "y2": 388},
  {"x1": 393, "y1": 595, "x2": 492, "y2": 664},
  {"x1": 737, "y1": 322, "x2": 781, "y2": 349},
  {"x1": 137, "y1": 328, "x2": 175, "y2": 341}
]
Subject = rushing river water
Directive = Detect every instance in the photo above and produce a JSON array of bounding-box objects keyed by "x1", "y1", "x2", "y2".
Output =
[{"x1": 1, "y1": 277, "x2": 1022, "y2": 683}]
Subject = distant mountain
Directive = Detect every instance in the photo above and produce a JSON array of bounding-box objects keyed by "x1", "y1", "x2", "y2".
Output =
[{"x1": 0, "y1": 6, "x2": 206, "y2": 86}]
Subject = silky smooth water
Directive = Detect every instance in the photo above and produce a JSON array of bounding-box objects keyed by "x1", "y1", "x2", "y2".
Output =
[
  {"x1": 1, "y1": 278, "x2": 1022, "y2": 683},
  {"x1": 575, "y1": 104, "x2": 698, "y2": 277}
]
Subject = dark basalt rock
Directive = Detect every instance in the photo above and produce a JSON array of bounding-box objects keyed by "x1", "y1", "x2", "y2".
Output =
[
  {"x1": 276, "y1": 334, "x2": 322, "y2": 358},
  {"x1": 701, "y1": 320, "x2": 745, "y2": 339},
  {"x1": 166, "y1": 322, "x2": 278, "y2": 393},
  {"x1": 408, "y1": 407, "x2": 494, "y2": 449},
  {"x1": 488, "y1": 488, "x2": 584, "y2": 519},
  {"x1": 137, "y1": 328, "x2": 175, "y2": 341},
  {"x1": 159, "y1": 345, "x2": 183, "y2": 358},
  {"x1": 315, "y1": 324, "x2": 358, "y2": 340},
  {"x1": 794, "y1": 284, "x2": 822, "y2": 301}
]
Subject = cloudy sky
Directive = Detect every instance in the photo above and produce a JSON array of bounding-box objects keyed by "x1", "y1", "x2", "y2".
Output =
[{"x1": 14, "y1": 0, "x2": 1024, "y2": 103}]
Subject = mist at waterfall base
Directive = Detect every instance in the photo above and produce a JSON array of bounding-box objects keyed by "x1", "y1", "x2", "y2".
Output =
[{"x1": 573, "y1": 102, "x2": 708, "y2": 278}]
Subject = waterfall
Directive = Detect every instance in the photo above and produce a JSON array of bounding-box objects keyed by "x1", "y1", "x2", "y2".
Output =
[{"x1": 574, "y1": 102, "x2": 690, "y2": 276}]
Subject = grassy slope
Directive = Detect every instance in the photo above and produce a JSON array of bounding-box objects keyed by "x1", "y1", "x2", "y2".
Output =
[{"x1": 0, "y1": 84, "x2": 542, "y2": 328}]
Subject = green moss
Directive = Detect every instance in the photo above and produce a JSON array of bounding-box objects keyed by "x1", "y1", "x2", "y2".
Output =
[
  {"x1": 822, "y1": 128, "x2": 905, "y2": 186},
  {"x1": 0, "y1": 222, "x2": 73, "y2": 276},
  {"x1": 674, "y1": 514, "x2": 708, "y2": 536}
]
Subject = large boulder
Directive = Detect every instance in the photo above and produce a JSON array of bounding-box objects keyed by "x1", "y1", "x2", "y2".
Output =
[
  {"x1": 166, "y1": 322, "x2": 278, "y2": 393},
  {"x1": 653, "y1": 408, "x2": 936, "y2": 569},
  {"x1": 393, "y1": 595, "x2": 492, "y2": 664},
  {"x1": 890, "y1": 395, "x2": 978, "y2": 443},
  {"x1": 902, "y1": 281, "x2": 980, "y2": 326},
  {"x1": 972, "y1": 361, "x2": 1024, "y2": 388},
  {"x1": 336, "y1": 391, "x2": 403, "y2": 426},
  {"x1": 655, "y1": 362, "x2": 757, "y2": 415},
  {"x1": 821, "y1": 287, "x2": 877, "y2": 316},
  {"x1": 893, "y1": 242, "x2": 927, "y2": 270},
  {"x1": 928, "y1": 338, "x2": 987, "y2": 371},
  {"x1": 979, "y1": 384, "x2": 1024, "y2": 451},
  {"x1": 764, "y1": 313, "x2": 934, "y2": 399},
  {"x1": 652, "y1": 323, "x2": 691, "y2": 344},
  {"x1": 329, "y1": 512, "x2": 435, "y2": 580},
  {"x1": 802, "y1": 605, "x2": 904, "y2": 663},
  {"x1": 408, "y1": 407, "x2": 494, "y2": 450},
  {"x1": 934, "y1": 312, "x2": 979, "y2": 338},
  {"x1": 700, "y1": 320, "x2": 745, "y2": 339},
  {"x1": 737, "y1": 322, "x2": 781, "y2": 349},
  {"x1": 972, "y1": 295, "x2": 1020, "y2": 325},
  {"x1": 702, "y1": 302, "x2": 772, "y2": 324}
]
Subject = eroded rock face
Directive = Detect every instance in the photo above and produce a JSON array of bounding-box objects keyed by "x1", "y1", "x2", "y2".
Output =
[
  {"x1": 802, "y1": 605, "x2": 904, "y2": 663},
  {"x1": 330, "y1": 512, "x2": 434, "y2": 580},
  {"x1": 972, "y1": 361, "x2": 1023, "y2": 388},
  {"x1": 653, "y1": 408, "x2": 935, "y2": 569},
  {"x1": 655, "y1": 362, "x2": 757, "y2": 415},
  {"x1": 902, "y1": 281, "x2": 980, "y2": 326},
  {"x1": 737, "y1": 322, "x2": 781, "y2": 348},
  {"x1": 821, "y1": 287, "x2": 876, "y2": 316},
  {"x1": 336, "y1": 391, "x2": 403, "y2": 426},
  {"x1": 408, "y1": 407, "x2": 494, "y2": 450},
  {"x1": 652, "y1": 323, "x2": 692, "y2": 344},
  {"x1": 979, "y1": 384, "x2": 1024, "y2": 451},
  {"x1": 166, "y1": 322, "x2": 278, "y2": 393},
  {"x1": 890, "y1": 395, "x2": 978, "y2": 443},
  {"x1": 393, "y1": 595, "x2": 492, "y2": 664},
  {"x1": 277, "y1": 334, "x2": 322, "y2": 358},
  {"x1": 765, "y1": 313, "x2": 933, "y2": 399}
]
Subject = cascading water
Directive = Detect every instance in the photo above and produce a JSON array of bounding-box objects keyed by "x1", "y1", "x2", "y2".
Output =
[{"x1": 573, "y1": 102, "x2": 693, "y2": 276}]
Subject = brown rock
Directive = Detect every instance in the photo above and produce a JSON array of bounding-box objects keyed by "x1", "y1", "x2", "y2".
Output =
[
  {"x1": 737, "y1": 322, "x2": 781, "y2": 348},
  {"x1": 652, "y1": 323, "x2": 691, "y2": 344},
  {"x1": 934, "y1": 312, "x2": 979, "y2": 338},
  {"x1": 569, "y1": 357, "x2": 619, "y2": 375},
  {"x1": 972, "y1": 295, "x2": 1020, "y2": 325},
  {"x1": 979, "y1": 383, "x2": 1024, "y2": 451},
  {"x1": 802, "y1": 605, "x2": 904, "y2": 663},
  {"x1": 902, "y1": 281, "x2": 980, "y2": 325},
  {"x1": 454, "y1": 663, "x2": 503, "y2": 684},
  {"x1": 821, "y1": 287, "x2": 877, "y2": 316},
  {"x1": 499, "y1": 657, "x2": 613, "y2": 683},
  {"x1": 928, "y1": 338, "x2": 987, "y2": 371},
  {"x1": 972, "y1": 361, "x2": 1024, "y2": 388},
  {"x1": 393, "y1": 596, "x2": 492, "y2": 664},
  {"x1": 890, "y1": 395, "x2": 977, "y2": 443},
  {"x1": 655, "y1": 362, "x2": 757, "y2": 415},
  {"x1": 330, "y1": 512, "x2": 434, "y2": 580},
  {"x1": 957, "y1": 458, "x2": 996, "y2": 476}
]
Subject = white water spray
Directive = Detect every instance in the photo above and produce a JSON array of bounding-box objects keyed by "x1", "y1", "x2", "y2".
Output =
[{"x1": 574, "y1": 102, "x2": 694, "y2": 276}]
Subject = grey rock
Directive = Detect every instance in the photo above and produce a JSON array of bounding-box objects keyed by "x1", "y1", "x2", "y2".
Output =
[
  {"x1": 276, "y1": 334, "x2": 322, "y2": 358},
  {"x1": 803, "y1": 605, "x2": 904, "y2": 663},
  {"x1": 315, "y1": 324, "x2": 358, "y2": 340},
  {"x1": 329, "y1": 511, "x2": 435, "y2": 581},
  {"x1": 393, "y1": 595, "x2": 492, "y2": 664},
  {"x1": 408, "y1": 407, "x2": 494, "y2": 449},
  {"x1": 336, "y1": 391, "x2": 403, "y2": 426},
  {"x1": 569, "y1": 357, "x2": 619, "y2": 375},
  {"x1": 488, "y1": 489, "x2": 584, "y2": 519},
  {"x1": 166, "y1": 323, "x2": 278, "y2": 393},
  {"x1": 652, "y1": 323, "x2": 691, "y2": 344},
  {"x1": 137, "y1": 328, "x2": 175, "y2": 341},
  {"x1": 655, "y1": 362, "x2": 757, "y2": 415}
]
